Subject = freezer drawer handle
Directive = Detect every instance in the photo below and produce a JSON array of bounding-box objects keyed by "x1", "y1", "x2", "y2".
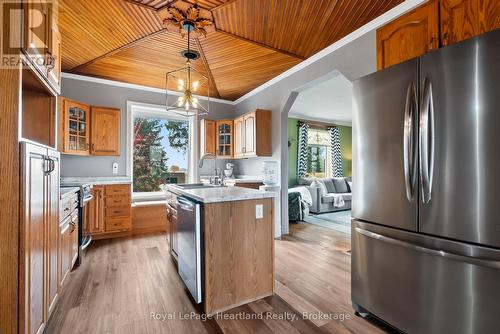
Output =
[
  {"x1": 356, "y1": 227, "x2": 500, "y2": 270},
  {"x1": 403, "y1": 82, "x2": 417, "y2": 202},
  {"x1": 419, "y1": 78, "x2": 435, "y2": 204}
]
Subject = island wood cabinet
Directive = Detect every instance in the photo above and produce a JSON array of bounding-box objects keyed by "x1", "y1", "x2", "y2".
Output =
[
  {"x1": 234, "y1": 109, "x2": 272, "y2": 158},
  {"x1": 20, "y1": 142, "x2": 60, "y2": 334},
  {"x1": 377, "y1": 0, "x2": 500, "y2": 70},
  {"x1": 203, "y1": 198, "x2": 274, "y2": 314},
  {"x1": 59, "y1": 98, "x2": 121, "y2": 156}
]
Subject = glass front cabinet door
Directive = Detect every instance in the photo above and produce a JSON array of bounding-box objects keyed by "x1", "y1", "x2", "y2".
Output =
[
  {"x1": 216, "y1": 120, "x2": 233, "y2": 158},
  {"x1": 62, "y1": 99, "x2": 90, "y2": 155}
]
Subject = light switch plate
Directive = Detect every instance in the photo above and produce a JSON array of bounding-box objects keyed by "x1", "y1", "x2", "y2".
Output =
[
  {"x1": 112, "y1": 162, "x2": 119, "y2": 174},
  {"x1": 255, "y1": 204, "x2": 264, "y2": 219}
]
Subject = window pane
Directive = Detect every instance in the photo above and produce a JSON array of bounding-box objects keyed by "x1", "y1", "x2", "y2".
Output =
[
  {"x1": 307, "y1": 145, "x2": 327, "y2": 178},
  {"x1": 133, "y1": 117, "x2": 189, "y2": 192}
]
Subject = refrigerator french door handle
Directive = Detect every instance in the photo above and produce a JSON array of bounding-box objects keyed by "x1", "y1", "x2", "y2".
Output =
[
  {"x1": 403, "y1": 82, "x2": 417, "y2": 202},
  {"x1": 419, "y1": 78, "x2": 435, "y2": 204},
  {"x1": 355, "y1": 227, "x2": 500, "y2": 270}
]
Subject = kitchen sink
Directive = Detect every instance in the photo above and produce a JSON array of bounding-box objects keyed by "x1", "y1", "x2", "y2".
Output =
[{"x1": 171, "y1": 183, "x2": 225, "y2": 190}]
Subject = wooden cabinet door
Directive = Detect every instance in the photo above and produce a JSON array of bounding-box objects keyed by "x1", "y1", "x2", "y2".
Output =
[
  {"x1": 243, "y1": 112, "x2": 256, "y2": 157},
  {"x1": 20, "y1": 143, "x2": 47, "y2": 334},
  {"x1": 46, "y1": 149, "x2": 60, "y2": 316},
  {"x1": 441, "y1": 0, "x2": 500, "y2": 46},
  {"x1": 479, "y1": 0, "x2": 500, "y2": 34},
  {"x1": 88, "y1": 186, "x2": 105, "y2": 234},
  {"x1": 24, "y1": 0, "x2": 51, "y2": 78},
  {"x1": 216, "y1": 120, "x2": 233, "y2": 158},
  {"x1": 90, "y1": 107, "x2": 120, "y2": 156},
  {"x1": 69, "y1": 211, "x2": 79, "y2": 267},
  {"x1": 62, "y1": 99, "x2": 90, "y2": 155},
  {"x1": 377, "y1": 0, "x2": 439, "y2": 70},
  {"x1": 441, "y1": 0, "x2": 480, "y2": 46},
  {"x1": 200, "y1": 119, "x2": 216, "y2": 156},
  {"x1": 47, "y1": 16, "x2": 61, "y2": 92},
  {"x1": 233, "y1": 116, "x2": 244, "y2": 158},
  {"x1": 58, "y1": 218, "x2": 71, "y2": 286}
]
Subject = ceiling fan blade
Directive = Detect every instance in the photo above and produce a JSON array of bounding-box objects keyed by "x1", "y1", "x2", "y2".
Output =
[{"x1": 168, "y1": 7, "x2": 185, "y2": 21}]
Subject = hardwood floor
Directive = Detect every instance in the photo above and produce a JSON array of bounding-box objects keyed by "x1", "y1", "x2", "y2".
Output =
[{"x1": 45, "y1": 223, "x2": 393, "y2": 333}]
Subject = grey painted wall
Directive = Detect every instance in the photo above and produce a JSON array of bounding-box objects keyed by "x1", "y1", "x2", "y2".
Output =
[
  {"x1": 233, "y1": 31, "x2": 377, "y2": 234},
  {"x1": 60, "y1": 77, "x2": 234, "y2": 177}
]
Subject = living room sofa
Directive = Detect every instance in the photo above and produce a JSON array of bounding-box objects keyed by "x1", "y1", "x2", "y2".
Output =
[{"x1": 297, "y1": 177, "x2": 352, "y2": 214}]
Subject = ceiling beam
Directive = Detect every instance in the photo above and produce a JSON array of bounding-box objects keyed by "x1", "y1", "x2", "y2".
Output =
[
  {"x1": 69, "y1": 28, "x2": 168, "y2": 72},
  {"x1": 194, "y1": 38, "x2": 220, "y2": 99},
  {"x1": 214, "y1": 29, "x2": 306, "y2": 60}
]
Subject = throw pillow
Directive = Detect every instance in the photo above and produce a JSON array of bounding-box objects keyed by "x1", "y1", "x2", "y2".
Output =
[
  {"x1": 333, "y1": 177, "x2": 349, "y2": 193},
  {"x1": 310, "y1": 179, "x2": 327, "y2": 195},
  {"x1": 322, "y1": 178, "x2": 336, "y2": 193},
  {"x1": 347, "y1": 181, "x2": 353, "y2": 192}
]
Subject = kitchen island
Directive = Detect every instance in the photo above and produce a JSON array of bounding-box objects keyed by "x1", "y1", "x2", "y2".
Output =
[{"x1": 166, "y1": 185, "x2": 276, "y2": 314}]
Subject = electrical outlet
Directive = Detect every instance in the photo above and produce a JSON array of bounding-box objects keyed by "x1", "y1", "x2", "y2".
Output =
[
  {"x1": 112, "y1": 162, "x2": 119, "y2": 175},
  {"x1": 255, "y1": 204, "x2": 264, "y2": 219}
]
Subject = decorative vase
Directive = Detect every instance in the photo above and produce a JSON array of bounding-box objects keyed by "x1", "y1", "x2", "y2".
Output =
[{"x1": 262, "y1": 161, "x2": 279, "y2": 186}]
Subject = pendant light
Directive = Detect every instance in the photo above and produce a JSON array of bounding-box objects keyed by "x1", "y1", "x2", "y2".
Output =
[{"x1": 165, "y1": 21, "x2": 210, "y2": 117}]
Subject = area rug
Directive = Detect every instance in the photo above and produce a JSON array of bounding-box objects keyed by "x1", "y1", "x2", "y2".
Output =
[{"x1": 304, "y1": 210, "x2": 352, "y2": 235}]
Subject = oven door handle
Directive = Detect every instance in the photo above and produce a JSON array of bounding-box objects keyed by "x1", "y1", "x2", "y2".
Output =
[
  {"x1": 81, "y1": 235, "x2": 92, "y2": 250},
  {"x1": 81, "y1": 194, "x2": 94, "y2": 206}
]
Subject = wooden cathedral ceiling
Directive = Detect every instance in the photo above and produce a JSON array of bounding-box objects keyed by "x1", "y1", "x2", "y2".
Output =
[{"x1": 60, "y1": 0, "x2": 403, "y2": 101}]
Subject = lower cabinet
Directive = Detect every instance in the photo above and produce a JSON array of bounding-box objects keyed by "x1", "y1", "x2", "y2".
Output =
[
  {"x1": 88, "y1": 184, "x2": 131, "y2": 238},
  {"x1": 20, "y1": 142, "x2": 60, "y2": 334}
]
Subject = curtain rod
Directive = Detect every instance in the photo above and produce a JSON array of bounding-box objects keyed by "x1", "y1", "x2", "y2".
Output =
[{"x1": 297, "y1": 119, "x2": 339, "y2": 129}]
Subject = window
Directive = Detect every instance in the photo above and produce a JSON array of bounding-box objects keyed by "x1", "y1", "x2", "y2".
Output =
[
  {"x1": 306, "y1": 128, "x2": 331, "y2": 178},
  {"x1": 132, "y1": 108, "x2": 190, "y2": 194}
]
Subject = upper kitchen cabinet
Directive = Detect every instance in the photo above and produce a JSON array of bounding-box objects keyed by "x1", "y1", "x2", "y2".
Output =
[
  {"x1": 59, "y1": 99, "x2": 121, "y2": 156},
  {"x1": 23, "y1": 0, "x2": 61, "y2": 93},
  {"x1": 216, "y1": 120, "x2": 233, "y2": 158},
  {"x1": 200, "y1": 119, "x2": 216, "y2": 156},
  {"x1": 60, "y1": 98, "x2": 90, "y2": 155},
  {"x1": 90, "y1": 107, "x2": 121, "y2": 156},
  {"x1": 377, "y1": 0, "x2": 500, "y2": 69},
  {"x1": 234, "y1": 109, "x2": 272, "y2": 158},
  {"x1": 377, "y1": 0, "x2": 439, "y2": 70},
  {"x1": 441, "y1": 0, "x2": 500, "y2": 46}
]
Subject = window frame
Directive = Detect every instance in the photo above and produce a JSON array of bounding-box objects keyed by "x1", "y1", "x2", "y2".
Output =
[{"x1": 126, "y1": 101, "x2": 199, "y2": 200}]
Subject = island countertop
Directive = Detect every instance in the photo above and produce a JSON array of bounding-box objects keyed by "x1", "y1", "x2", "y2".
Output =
[{"x1": 166, "y1": 184, "x2": 276, "y2": 203}]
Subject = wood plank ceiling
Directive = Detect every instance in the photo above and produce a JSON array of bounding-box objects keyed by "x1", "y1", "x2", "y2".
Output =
[{"x1": 60, "y1": 0, "x2": 403, "y2": 101}]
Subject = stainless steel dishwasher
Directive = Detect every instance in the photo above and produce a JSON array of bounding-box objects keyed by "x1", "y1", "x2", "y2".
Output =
[{"x1": 176, "y1": 196, "x2": 202, "y2": 303}]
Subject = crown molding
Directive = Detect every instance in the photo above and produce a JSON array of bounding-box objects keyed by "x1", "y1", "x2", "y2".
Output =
[{"x1": 61, "y1": 72, "x2": 235, "y2": 105}]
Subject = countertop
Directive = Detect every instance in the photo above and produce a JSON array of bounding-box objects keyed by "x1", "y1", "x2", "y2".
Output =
[
  {"x1": 60, "y1": 186, "x2": 80, "y2": 200},
  {"x1": 200, "y1": 175, "x2": 264, "y2": 184},
  {"x1": 166, "y1": 185, "x2": 276, "y2": 204},
  {"x1": 61, "y1": 176, "x2": 132, "y2": 186}
]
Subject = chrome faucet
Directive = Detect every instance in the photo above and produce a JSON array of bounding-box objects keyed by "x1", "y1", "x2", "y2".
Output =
[{"x1": 198, "y1": 153, "x2": 223, "y2": 185}]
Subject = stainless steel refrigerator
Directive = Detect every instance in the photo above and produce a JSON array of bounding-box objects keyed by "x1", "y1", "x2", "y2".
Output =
[{"x1": 352, "y1": 29, "x2": 500, "y2": 334}]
